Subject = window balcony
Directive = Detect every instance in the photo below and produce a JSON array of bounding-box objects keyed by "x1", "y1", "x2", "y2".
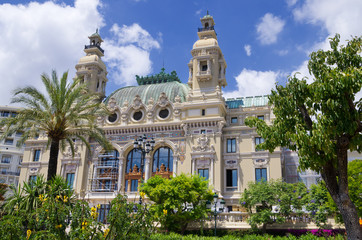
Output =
[
  {"x1": 84, "y1": 44, "x2": 104, "y2": 54},
  {"x1": 198, "y1": 26, "x2": 215, "y2": 32}
]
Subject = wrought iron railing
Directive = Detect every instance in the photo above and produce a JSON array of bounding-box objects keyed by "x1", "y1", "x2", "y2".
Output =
[
  {"x1": 84, "y1": 45, "x2": 104, "y2": 54},
  {"x1": 198, "y1": 26, "x2": 215, "y2": 32}
]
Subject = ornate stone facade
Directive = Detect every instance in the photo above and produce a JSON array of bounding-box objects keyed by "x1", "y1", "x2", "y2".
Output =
[{"x1": 19, "y1": 14, "x2": 282, "y2": 211}]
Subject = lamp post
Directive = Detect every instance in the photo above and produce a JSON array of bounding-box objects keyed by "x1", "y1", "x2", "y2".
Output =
[
  {"x1": 133, "y1": 134, "x2": 155, "y2": 204},
  {"x1": 206, "y1": 193, "x2": 225, "y2": 236}
]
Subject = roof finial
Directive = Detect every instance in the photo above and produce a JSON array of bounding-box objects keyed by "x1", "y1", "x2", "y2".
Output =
[
  {"x1": 207, "y1": 10, "x2": 209, "y2": 15},
  {"x1": 96, "y1": 28, "x2": 98, "y2": 34}
]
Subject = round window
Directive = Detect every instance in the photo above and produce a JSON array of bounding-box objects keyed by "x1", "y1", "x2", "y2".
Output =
[
  {"x1": 159, "y1": 109, "x2": 169, "y2": 119},
  {"x1": 133, "y1": 111, "x2": 143, "y2": 121},
  {"x1": 108, "y1": 113, "x2": 118, "y2": 123}
]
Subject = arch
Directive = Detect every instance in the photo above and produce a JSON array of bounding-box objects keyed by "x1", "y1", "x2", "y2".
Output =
[
  {"x1": 205, "y1": 22, "x2": 209, "y2": 29},
  {"x1": 92, "y1": 148, "x2": 120, "y2": 192},
  {"x1": 125, "y1": 149, "x2": 143, "y2": 173},
  {"x1": 152, "y1": 146, "x2": 173, "y2": 173}
]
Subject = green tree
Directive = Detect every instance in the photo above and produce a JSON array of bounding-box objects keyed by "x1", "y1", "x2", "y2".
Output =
[
  {"x1": 240, "y1": 180, "x2": 308, "y2": 232},
  {"x1": 141, "y1": 174, "x2": 213, "y2": 234},
  {"x1": 347, "y1": 159, "x2": 362, "y2": 217},
  {"x1": 245, "y1": 35, "x2": 362, "y2": 239},
  {"x1": 305, "y1": 181, "x2": 334, "y2": 227},
  {"x1": 0, "y1": 70, "x2": 111, "y2": 181},
  {"x1": 105, "y1": 194, "x2": 155, "y2": 240}
]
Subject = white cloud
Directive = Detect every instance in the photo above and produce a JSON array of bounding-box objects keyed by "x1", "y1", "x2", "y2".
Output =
[
  {"x1": 244, "y1": 45, "x2": 252, "y2": 56},
  {"x1": 286, "y1": 0, "x2": 298, "y2": 7},
  {"x1": 0, "y1": 0, "x2": 104, "y2": 105},
  {"x1": 256, "y1": 13, "x2": 285, "y2": 45},
  {"x1": 223, "y1": 69, "x2": 280, "y2": 98},
  {"x1": 103, "y1": 23, "x2": 161, "y2": 86},
  {"x1": 293, "y1": 0, "x2": 362, "y2": 38},
  {"x1": 0, "y1": 0, "x2": 160, "y2": 105},
  {"x1": 291, "y1": 0, "x2": 362, "y2": 98},
  {"x1": 195, "y1": 9, "x2": 202, "y2": 16},
  {"x1": 277, "y1": 49, "x2": 288, "y2": 56}
]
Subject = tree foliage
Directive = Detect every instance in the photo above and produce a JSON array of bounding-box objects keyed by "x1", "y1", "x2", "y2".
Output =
[
  {"x1": 104, "y1": 194, "x2": 156, "y2": 240},
  {"x1": 245, "y1": 34, "x2": 362, "y2": 239},
  {"x1": 240, "y1": 180, "x2": 308, "y2": 231},
  {"x1": 0, "y1": 176, "x2": 155, "y2": 239},
  {"x1": 141, "y1": 174, "x2": 213, "y2": 234},
  {"x1": 347, "y1": 159, "x2": 362, "y2": 217},
  {"x1": 0, "y1": 70, "x2": 111, "y2": 181}
]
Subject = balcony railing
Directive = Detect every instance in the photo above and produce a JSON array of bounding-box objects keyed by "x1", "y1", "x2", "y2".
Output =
[
  {"x1": 84, "y1": 45, "x2": 104, "y2": 54},
  {"x1": 198, "y1": 26, "x2": 215, "y2": 32},
  {"x1": 0, "y1": 171, "x2": 20, "y2": 176}
]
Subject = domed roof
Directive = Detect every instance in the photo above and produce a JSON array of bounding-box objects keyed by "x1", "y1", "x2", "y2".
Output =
[
  {"x1": 76, "y1": 55, "x2": 106, "y2": 69},
  {"x1": 193, "y1": 38, "x2": 218, "y2": 49},
  {"x1": 104, "y1": 81, "x2": 190, "y2": 107}
]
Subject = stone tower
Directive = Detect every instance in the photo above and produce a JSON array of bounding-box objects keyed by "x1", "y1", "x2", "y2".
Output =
[
  {"x1": 187, "y1": 11, "x2": 227, "y2": 101},
  {"x1": 75, "y1": 29, "x2": 108, "y2": 101}
]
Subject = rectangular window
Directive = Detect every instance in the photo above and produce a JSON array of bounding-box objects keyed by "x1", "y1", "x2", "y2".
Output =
[
  {"x1": 15, "y1": 131, "x2": 23, "y2": 137},
  {"x1": 255, "y1": 168, "x2": 267, "y2": 182},
  {"x1": 198, "y1": 168, "x2": 209, "y2": 181},
  {"x1": 257, "y1": 115, "x2": 264, "y2": 120},
  {"x1": 255, "y1": 137, "x2": 264, "y2": 151},
  {"x1": 124, "y1": 180, "x2": 128, "y2": 192},
  {"x1": 29, "y1": 175, "x2": 37, "y2": 183},
  {"x1": 201, "y1": 61, "x2": 208, "y2": 71},
  {"x1": 1, "y1": 111, "x2": 9, "y2": 117},
  {"x1": 226, "y1": 169, "x2": 238, "y2": 191},
  {"x1": 1, "y1": 155, "x2": 11, "y2": 164},
  {"x1": 97, "y1": 204, "x2": 110, "y2": 224},
  {"x1": 131, "y1": 179, "x2": 138, "y2": 192},
  {"x1": 4, "y1": 138, "x2": 13, "y2": 145},
  {"x1": 231, "y1": 117, "x2": 238, "y2": 124},
  {"x1": 1, "y1": 168, "x2": 8, "y2": 174},
  {"x1": 201, "y1": 109, "x2": 205, "y2": 116},
  {"x1": 227, "y1": 138, "x2": 236, "y2": 153},
  {"x1": 66, "y1": 173, "x2": 75, "y2": 189},
  {"x1": 33, "y1": 150, "x2": 41, "y2": 162},
  {"x1": 200, "y1": 129, "x2": 206, "y2": 134}
]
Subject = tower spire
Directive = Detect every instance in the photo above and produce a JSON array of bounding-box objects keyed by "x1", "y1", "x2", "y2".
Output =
[{"x1": 75, "y1": 30, "x2": 108, "y2": 101}]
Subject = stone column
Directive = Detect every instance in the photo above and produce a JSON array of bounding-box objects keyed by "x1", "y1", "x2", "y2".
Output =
[
  {"x1": 173, "y1": 155, "x2": 178, "y2": 177},
  {"x1": 117, "y1": 158, "x2": 124, "y2": 192},
  {"x1": 192, "y1": 158, "x2": 196, "y2": 174},
  {"x1": 210, "y1": 157, "x2": 214, "y2": 187},
  {"x1": 144, "y1": 155, "x2": 151, "y2": 182}
]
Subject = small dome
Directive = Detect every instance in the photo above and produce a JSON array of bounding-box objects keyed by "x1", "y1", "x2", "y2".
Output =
[
  {"x1": 104, "y1": 81, "x2": 190, "y2": 107},
  {"x1": 193, "y1": 38, "x2": 218, "y2": 49},
  {"x1": 77, "y1": 55, "x2": 106, "y2": 69}
]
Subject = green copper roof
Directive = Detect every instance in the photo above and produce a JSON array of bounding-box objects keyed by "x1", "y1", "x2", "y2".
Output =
[
  {"x1": 136, "y1": 68, "x2": 180, "y2": 86},
  {"x1": 226, "y1": 96, "x2": 269, "y2": 109},
  {"x1": 202, "y1": 10, "x2": 212, "y2": 19},
  {"x1": 89, "y1": 29, "x2": 101, "y2": 38},
  {"x1": 104, "y1": 81, "x2": 190, "y2": 106}
]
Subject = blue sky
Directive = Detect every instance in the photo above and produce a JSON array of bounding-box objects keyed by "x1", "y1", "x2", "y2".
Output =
[{"x1": 0, "y1": 0, "x2": 361, "y2": 105}]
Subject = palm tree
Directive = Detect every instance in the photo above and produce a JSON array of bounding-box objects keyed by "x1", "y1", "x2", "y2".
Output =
[{"x1": 0, "y1": 70, "x2": 111, "y2": 181}]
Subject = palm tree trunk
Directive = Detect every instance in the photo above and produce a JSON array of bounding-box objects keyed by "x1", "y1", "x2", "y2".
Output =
[{"x1": 47, "y1": 139, "x2": 60, "y2": 181}]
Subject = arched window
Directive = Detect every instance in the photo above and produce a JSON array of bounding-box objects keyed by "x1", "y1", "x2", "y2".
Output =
[
  {"x1": 126, "y1": 149, "x2": 143, "y2": 173},
  {"x1": 125, "y1": 149, "x2": 143, "y2": 192},
  {"x1": 93, "y1": 150, "x2": 119, "y2": 192},
  {"x1": 152, "y1": 147, "x2": 173, "y2": 178}
]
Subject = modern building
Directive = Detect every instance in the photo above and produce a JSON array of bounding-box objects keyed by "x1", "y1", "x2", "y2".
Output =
[
  {"x1": 19, "y1": 14, "x2": 282, "y2": 211},
  {"x1": 0, "y1": 106, "x2": 23, "y2": 188}
]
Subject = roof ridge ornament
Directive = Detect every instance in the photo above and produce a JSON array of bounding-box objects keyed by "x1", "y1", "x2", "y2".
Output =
[{"x1": 136, "y1": 68, "x2": 181, "y2": 86}]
